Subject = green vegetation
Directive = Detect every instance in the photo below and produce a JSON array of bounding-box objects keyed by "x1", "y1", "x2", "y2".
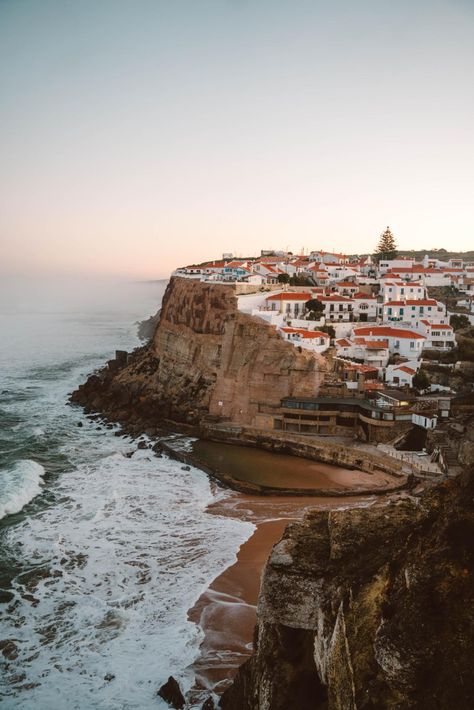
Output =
[
  {"x1": 289, "y1": 274, "x2": 313, "y2": 286},
  {"x1": 374, "y1": 226, "x2": 397, "y2": 262},
  {"x1": 413, "y1": 370, "x2": 430, "y2": 390},
  {"x1": 450, "y1": 314, "x2": 471, "y2": 331},
  {"x1": 318, "y1": 324, "x2": 336, "y2": 338},
  {"x1": 304, "y1": 298, "x2": 325, "y2": 320},
  {"x1": 277, "y1": 273, "x2": 290, "y2": 284}
]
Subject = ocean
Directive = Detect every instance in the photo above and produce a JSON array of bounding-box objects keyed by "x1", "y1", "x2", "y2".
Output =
[{"x1": 0, "y1": 276, "x2": 253, "y2": 710}]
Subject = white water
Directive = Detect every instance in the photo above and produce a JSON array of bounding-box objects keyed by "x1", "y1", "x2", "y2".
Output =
[
  {"x1": 0, "y1": 461, "x2": 45, "y2": 520},
  {"x1": 0, "y1": 276, "x2": 253, "y2": 709}
]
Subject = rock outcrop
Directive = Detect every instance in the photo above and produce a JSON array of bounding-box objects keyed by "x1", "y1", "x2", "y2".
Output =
[
  {"x1": 71, "y1": 278, "x2": 326, "y2": 429},
  {"x1": 220, "y1": 466, "x2": 474, "y2": 709}
]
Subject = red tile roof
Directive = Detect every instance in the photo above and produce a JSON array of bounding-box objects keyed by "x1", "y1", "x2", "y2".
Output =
[
  {"x1": 384, "y1": 299, "x2": 438, "y2": 307},
  {"x1": 281, "y1": 327, "x2": 329, "y2": 339},
  {"x1": 395, "y1": 365, "x2": 416, "y2": 375},
  {"x1": 354, "y1": 326, "x2": 425, "y2": 340},
  {"x1": 317, "y1": 295, "x2": 354, "y2": 302},
  {"x1": 266, "y1": 292, "x2": 311, "y2": 301},
  {"x1": 353, "y1": 292, "x2": 376, "y2": 299}
]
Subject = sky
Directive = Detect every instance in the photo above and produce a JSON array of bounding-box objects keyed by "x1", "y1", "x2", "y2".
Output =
[{"x1": 1, "y1": 0, "x2": 473, "y2": 278}]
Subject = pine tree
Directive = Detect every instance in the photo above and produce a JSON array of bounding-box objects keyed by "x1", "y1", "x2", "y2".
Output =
[{"x1": 374, "y1": 226, "x2": 397, "y2": 262}]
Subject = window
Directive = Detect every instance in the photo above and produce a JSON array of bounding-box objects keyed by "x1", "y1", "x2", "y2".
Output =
[{"x1": 410, "y1": 341, "x2": 415, "y2": 349}]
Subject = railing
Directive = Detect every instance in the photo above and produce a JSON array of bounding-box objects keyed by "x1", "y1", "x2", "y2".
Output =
[{"x1": 377, "y1": 444, "x2": 444, "y2": 475}]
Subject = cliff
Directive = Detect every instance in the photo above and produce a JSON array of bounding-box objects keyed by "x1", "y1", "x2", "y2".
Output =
[
  {"x1": 220, "y1": 464, "x2": 474, "y2": 710},
  {"x1": 71, "y1": 277, "x2": 326, "y2": 430}
]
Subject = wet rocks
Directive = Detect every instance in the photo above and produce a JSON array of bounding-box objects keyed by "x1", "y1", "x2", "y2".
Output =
[
  {"x1": 0, "y1": 639, "x2": 19, "y2": 660},
  {"x1": 221, "y1": 466, "x2": 474, "y2": 709},
  {"x1": 157, "y1": 676, "x2": 185, "y2": 709}
]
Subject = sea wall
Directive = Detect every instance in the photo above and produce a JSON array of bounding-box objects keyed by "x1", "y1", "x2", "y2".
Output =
[
  {"x1": 220, "y1": 467, "x2": 474, "y2": 710},
  {"x1": 72, "y1": 277, "x2": 326, "y2": 429}
]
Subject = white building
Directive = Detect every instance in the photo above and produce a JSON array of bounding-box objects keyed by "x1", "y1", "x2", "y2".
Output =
[
  {"x1": 381, "y1": 280, "x2": 425, "y2": 303},
  {"x1": 382, "y1": 298, "x2": 445, "y2": 324},
  {"x1": 279, "y1": 327, "x2": 330, "y2": 354},
  {"x1": 335, "y1": 336, "x2": 390, "y2": 368},
  {"x1": 317, "y1": 294, "x2": 354, "y2": 321},
  {"x1": 352, "y1": 293, "x2": 378, "y2": 321},
  {"x1": 265, "y1": 291, "x2": 312, "y2": 318},
  {"x1": 352, "y1": 326, "x2": 426, "y2": 360},
  {"x1": 417, "y1": 320, "x2": 456, "y2": 350},
  {"x1": 377, "y1": 258, "x2": 415, "y2": 275},
  {"x1": 385, "y1": 362, "x2": 419, "y2": 387}
]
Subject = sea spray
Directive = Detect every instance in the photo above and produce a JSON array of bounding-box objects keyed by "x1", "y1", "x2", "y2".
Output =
[{"x1": 0, "y1": 460, "x2": 45, "y2": 519}]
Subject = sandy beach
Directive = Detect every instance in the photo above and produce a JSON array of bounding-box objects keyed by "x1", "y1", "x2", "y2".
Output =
[{"x1": 189, "y1": 489, "x2": 377, "y2": 696}]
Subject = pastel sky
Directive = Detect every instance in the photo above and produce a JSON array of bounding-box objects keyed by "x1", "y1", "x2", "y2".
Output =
[{"x1": 1, "y1": 0, "x2": 473, "y2": 278}]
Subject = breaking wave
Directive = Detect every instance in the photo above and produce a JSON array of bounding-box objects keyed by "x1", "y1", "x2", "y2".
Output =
[{"x1": 0, "y1": 460, "x2": 45, "y2": 520}]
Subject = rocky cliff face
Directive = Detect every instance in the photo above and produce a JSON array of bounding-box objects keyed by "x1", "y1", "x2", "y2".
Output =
[
  {"x1": 220, "y1": 466, "x2": 474, "y2": 710},
  {"x1": 71, "y1": 277, "x2": 326, "y2": 429}
]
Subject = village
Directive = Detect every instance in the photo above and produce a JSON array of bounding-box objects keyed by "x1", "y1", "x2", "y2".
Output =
[{"x1": 173, "y1": 234, "x2": 474, "y2": 475}]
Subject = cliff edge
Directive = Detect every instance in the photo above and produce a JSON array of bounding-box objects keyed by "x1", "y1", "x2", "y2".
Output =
[
  {"x1": 220, "y1": 462, "x2": 474, "y2": 710},
  {"x1": 71, "y1": 277, "x2": 326, "y2": 430}
]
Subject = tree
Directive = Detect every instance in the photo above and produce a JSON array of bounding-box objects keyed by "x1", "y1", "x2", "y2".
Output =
[
  {"x1": 374, "y1": 226, "x2": 397, "y2": 262},
  {"x1": 450, "y1": 314, "x2": 470, "y2": 331},
  {"x1": 413, "y1": 369, "x2": 430, "y2": 391},
  {"x1": 305, "y1": 298, "x2": 325, "y2": 320},
  {"x1": 277, "y1": 273, "x2": 290, "y2": 284}
]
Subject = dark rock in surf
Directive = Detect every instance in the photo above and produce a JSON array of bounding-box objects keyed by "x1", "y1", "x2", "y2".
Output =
[{"x1": 157, "y1": 676, "x2": 185, "y2": 709}]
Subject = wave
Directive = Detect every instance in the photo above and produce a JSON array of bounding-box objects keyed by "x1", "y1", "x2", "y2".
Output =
[{"x1": 0, "y1": 459, "x2": 45, "y2": 519}]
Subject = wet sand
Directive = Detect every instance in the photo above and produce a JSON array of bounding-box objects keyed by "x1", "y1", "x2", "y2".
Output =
[
  {"x1": 191, "y1": 440, "x2": 401, "y2": 492},
  {"x1": 188, "y1": 490, "x2": 377, "y2": 696}
]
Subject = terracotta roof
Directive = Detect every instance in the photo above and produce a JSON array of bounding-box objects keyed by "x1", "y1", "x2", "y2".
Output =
[
  {"x1": 335, "y1": 338, "x2": 352, "y2": 347},
  {"x1": 354, "y1": 326, "x2": 425, "y2": 340},
  {"x1": 395, "y1": 365, "x2": 416, "y2": 375},
  {"x1": 366, "y1": 340, "x2": 389, "y2": 349},
  {"x1": 281, "y1": 327, "x2": 329, "y2": 339},
  {"x1": 430, "y1": 324, "x2": 454, "y2": 330},
  {"x1": 266, "y1": 292, "x2": 311, "y2": 301},
  {"x1": 343, "y1": 363, "x2": 379, "y2": 374},
  {"x1": 384, "y1": 299, "x2": 438, "y2": 307},
  {"x1": 317, "y1": 295, "x2": 354, "y2": 302},
  {"x1": 225, "y1": 260, "x2": 247, "y2": 268},
  {"x1": 353, "y1": 292, "x2": 376, "y2": 299}
]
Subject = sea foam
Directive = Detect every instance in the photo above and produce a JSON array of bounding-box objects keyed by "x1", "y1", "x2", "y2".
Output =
[{"x1": 0, "y1": 459, "x2": 45, "y2": 519}]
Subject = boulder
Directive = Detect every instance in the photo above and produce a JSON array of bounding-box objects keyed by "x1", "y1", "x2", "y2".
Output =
[{"x1": 157, "y1": 676, "x2": 185, "y2": 709}]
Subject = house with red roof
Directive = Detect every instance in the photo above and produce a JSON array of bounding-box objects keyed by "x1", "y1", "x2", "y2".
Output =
[
  {"x1": 385, "y1": 362, "x2": 420, "y2": 387},
  {"x1": 279, "y1": 326, "x2": 330, "y2": 354},
  {"x1": 335, "y1": 336, "x2": 390, "y2": 367},
  {"x1": 352, "y1": 292, "x2": 378, "y2": 321},
  {"x1": 382, "y1": 298, "x2": 446, "y2": 324},
  {"x1": 266, "y1": 291, "x2": 312, "y2": 318},
  {"x1": 417, "y1": 320, "x2": 456, "y2": 350},
  {"x1": 353, "y1": 326, "x2": 426, "y2": 359},
  {"x1": 381, "y1": 280, "x2": 425, "y2": 302}
]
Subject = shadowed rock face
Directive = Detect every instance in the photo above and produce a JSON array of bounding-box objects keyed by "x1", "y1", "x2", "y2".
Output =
[
  {"x1": 71, "y1": 278, "x2": 326, "y2": 428},
  {"x1": 220, "y1": 467, "x2": 474, "y2": 710}
]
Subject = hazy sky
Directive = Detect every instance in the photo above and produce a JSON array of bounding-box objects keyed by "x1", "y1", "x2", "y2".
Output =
[{"x1": 1, "y1": 0, "x2": 473, "y2": 278}]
